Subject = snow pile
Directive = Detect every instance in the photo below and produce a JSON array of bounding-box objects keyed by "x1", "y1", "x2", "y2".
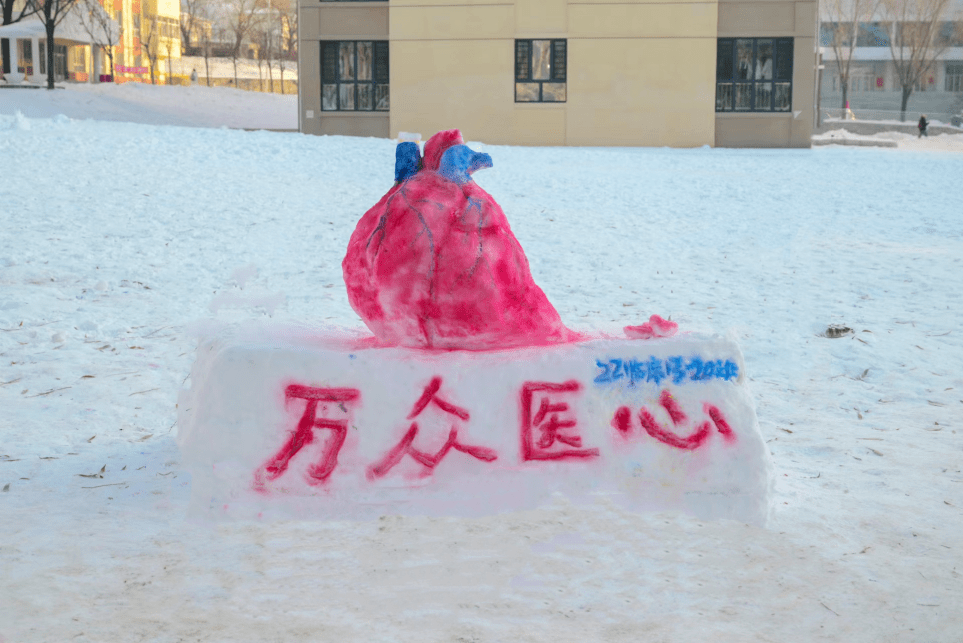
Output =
[
  {"x1": 813, "y1": 127, "x2": 963, "y2": 151},
  {"x1": 812, "y1": 129, "x2": 898, "y2": 147},
  {"x1": 178, "y1": 328, "x2": 772, "y2": 524}
]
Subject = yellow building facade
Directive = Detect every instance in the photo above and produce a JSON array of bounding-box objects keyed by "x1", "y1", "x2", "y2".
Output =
[
  {"x1": 298, "y1": 0, "x2": 816, "y2": 147},
  {"x1": 112, "y1": 0, "x2": 182, "y2": 83}
]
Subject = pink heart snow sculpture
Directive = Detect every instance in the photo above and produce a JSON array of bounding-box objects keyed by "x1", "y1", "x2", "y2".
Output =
[{"x1": 342, "y1": 129, "x2": 579, "y2": 350}]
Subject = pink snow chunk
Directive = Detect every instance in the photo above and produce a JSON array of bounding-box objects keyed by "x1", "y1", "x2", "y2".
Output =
[
  {"x1": 624, "y1": 315, "x2": 679, "y2": 340},
  {"x1": 343, "y1": 129, "x2": 578, "y2": 351}
]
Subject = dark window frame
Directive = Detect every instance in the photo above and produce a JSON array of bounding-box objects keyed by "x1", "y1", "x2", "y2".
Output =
[
  {"x1": 946, "y1": 62, "x2": 963, "y2": 92},
  {"x1": 320, "y1": 40, "x2": 390, "y2": 112},
  {"x1": 514, "y1": 38, "x2": 567, "y2": 103},
  {"x1": 716, "y1": 37, "x2": 794, "y2": 113}
]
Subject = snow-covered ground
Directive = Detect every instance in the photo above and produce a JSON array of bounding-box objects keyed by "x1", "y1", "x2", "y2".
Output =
[
  {"x1": 2, "y1": 89, "x2": 963, "y2": 642},
  {"x1": 813, "y1": 127, "x2": 963, "y2": 151},
  {"x1": 168, "y1": 55, "x2": 298, "y2": 83},
  {"x1": 0, "y1": 81, "x2": 296, "y2": 129}
]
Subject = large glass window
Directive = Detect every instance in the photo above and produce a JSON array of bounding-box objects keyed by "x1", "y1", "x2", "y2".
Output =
[
  {"x1": 856, "y1": 22, "x2": 890, "y2": 46},
  {"x1": 938, "y1": 21, "x2": 963, "y2": 47},
  {"x1": 320, "y1": 40, "x2": 389, "y2": 111},
  {"x1": 515, "y1": 39, "x2": 566, "y2": 102},
  {"x1": 946, "y1": 63, "x2": 963, "y2": 92},
  {"x1": 17, "y1": 39, "x2": 33, "y2": 75},
  {"x1": 716, "y1": 38, "x2": 793, "y2": 113}
]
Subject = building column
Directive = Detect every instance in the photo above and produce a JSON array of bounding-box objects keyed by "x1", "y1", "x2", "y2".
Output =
[
  {"x1": 91, "y1": 44, "x2": 100, "y2": 82},
  {"x1": 29, "y1": 35, "x2": 43, "y2": 83},
  {"x1": 5, "y1": 39, "x2": 23, "y2": 82}
]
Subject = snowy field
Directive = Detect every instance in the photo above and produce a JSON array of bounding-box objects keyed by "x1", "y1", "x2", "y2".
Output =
[
  {"x1": 2, "y1": 89, "x2": 963, "y2": 642},
  {"x1": 813, "y1": 127, "x2": 963, "y2": 151},
  {"x1": 0, "y1": 82, "x2": 297, "y2": 129}
]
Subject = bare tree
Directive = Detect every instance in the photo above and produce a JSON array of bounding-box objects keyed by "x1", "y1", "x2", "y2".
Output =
[
  {"x1": 264, "y1": 24, "x2": 274, "y2": 92},
  {"x1": 254, "y1": 18, "x2": 276, "y2": 92},
  {"x1": 824, "y1": 0, "x2": 882, "y2": 109},
  {"x1": 76, "y1": 0, "x2": 120, "y2": 83},
  {"x1": 280, "y1": 0, "x2": 295, "y2": 60},
  {"x1": 273, "y1": 0, "x2": 298, "y2": 94},
  {"x1": 27, "y1": 0, "x2": 82, "y2": 88},
  {"x1": 226, "y1": 0, "x2": 260, "y2": 87},
  {"x1": 2, "y1": 0, "x2": 39, "y2": 78},
  {"x1": 277, "y1": 0, "x2": 295, "y2": 94},
  {"x1": 179, "y1": 0, "x2": 208, "y2": 55},
  {"x1": 201, "y1": 23, "x2": 212, "y2": 85},
  {"x1": 254, "y1": 24, "x2": 265, "y2": 90},
  {"x1": 880, "y1": 0, "x2": 954, "y2": 120},
  {"x1": 140, "y1": 12, "x2": 159, "y2": 84},
  {"x1": 164, "y1": 22, "x2": 175, "y2": 85}
]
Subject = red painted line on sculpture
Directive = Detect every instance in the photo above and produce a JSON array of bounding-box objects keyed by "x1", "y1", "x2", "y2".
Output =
[
  {"x1": 368, "y1": 424, "x2": 497, "y2": 478},
  {"x1": 639, "y1": 407, "x2": 711, "y2": 450},
  {"x1": 659, "y1": 389, "x2": 688, "y2": 425},
  {"x1": 706, "y1": 404, "x2": 736, "y2": 442},
  {"x1": 367, "y1": 423, "x2": 419, "y2": 479},
  {"x1": 286, "y1": 384, "x2": 360, "y2": 402},
  {"x1": 408, "y1": 377, "x2": 443, "y2": 418},
  {"x1": 305, "y1": 420, "x2": 348, "y2": 484},
  {"x1": 520, "y1": 380, "x2": 598, "y2": 461},
  {"x1": 612, "y1": 406, "x2": 632, "y2": 436}
]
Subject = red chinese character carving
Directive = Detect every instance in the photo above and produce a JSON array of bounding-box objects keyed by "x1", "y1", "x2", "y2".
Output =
[
  {"x1": 521, "y1": 381, "x2": 599, "y2": 461},
  {"x1": 258, "y1": 384, "x2": 360, "y2": 486},
  {"x1": 612, "y1": 389, "x2": 735, "y2": 450},
  {"x1": 367, "y1": 377, "x2": 497, "y2": 479}
]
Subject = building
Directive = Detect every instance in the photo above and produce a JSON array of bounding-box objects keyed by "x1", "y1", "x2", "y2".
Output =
[
  {"x1": 0, "y1": 0, "x2": 180, "y2": 85},
  {"x1": 818, "y1": 18, "x2": 963, "y2": 120},
  {"x1": 127, "y1": 0, "x2": 183, "y2": 83},
  {"x1": 297, "y1": 0, "x2": 818, "y2": 148},
  {"x1": 0, "y1": 3, "x2": 101, "y2": 83}
]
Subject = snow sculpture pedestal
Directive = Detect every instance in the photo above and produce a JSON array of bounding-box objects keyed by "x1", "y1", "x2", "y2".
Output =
[{"x1": 177, "y1": 331, "x2": 773, "y2": 525}]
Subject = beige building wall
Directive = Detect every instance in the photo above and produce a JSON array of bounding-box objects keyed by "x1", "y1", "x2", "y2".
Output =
[
  {"x1": 388, "y1": 0, "x2": 717, "y2": 147},
  {"x1": 297, "y1": 0, "x2": 816, "y2": 148},
  {"x1": 299, "y1": 1, "x2": 389, "y2": 137},
  {"x1": 715, "y1": 0, "x2": 817, "y2": 147}
]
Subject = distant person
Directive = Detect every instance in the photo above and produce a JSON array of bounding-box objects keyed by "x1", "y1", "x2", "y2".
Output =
[
  {"x1": 190, "y1": 68, "x2": 198, "y2": 85},
  {"x1": 918, "y1": 114, "x2": 928, "y2": 138}
]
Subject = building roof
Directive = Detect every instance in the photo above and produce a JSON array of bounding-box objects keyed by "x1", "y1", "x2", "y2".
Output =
[{"x1": 0, "y1": 7, "x2": 119, "y2": 45}]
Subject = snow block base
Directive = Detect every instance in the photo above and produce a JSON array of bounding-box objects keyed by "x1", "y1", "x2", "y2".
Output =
[{"x1": 177, "y1": 330, "x2": 773, "y2": 525}]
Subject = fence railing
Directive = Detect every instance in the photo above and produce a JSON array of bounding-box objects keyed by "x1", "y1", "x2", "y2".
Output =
[{"x1": 821, "y1": 107, "x2": 963, "y2": 126}]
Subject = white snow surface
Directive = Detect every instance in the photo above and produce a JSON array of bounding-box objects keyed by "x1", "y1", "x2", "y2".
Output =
[
  {"x1": 2, "y1": 91, "x2": 963, "y2": 641},
  {"x1": 813, "y1": 127, "x2": 963, "y2": 151},
  {"x1": 0, "y1": 82, "x2": 296, "y2": 129}
]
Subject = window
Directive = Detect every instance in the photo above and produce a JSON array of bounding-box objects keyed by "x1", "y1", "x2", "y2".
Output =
[
  {"x1": 913, "y1": 74, "x2": 935, "y2": 92},
  {"x1": 852, "y1": 72, "x2": 871, "y2": 92},
  {"x1": 152, "y1": 16, "x2": 178, "y2": 39},
  {"x1": 856, "y1": 22, "x2": 890, "y2": 47},
  {"x1": 54, "y1": 44, "x2": 67, "y2": 80},
  {"x1": 716, "y1": 38, "x2": 793, "y2": 112},
  {"x1": 321, "y1": 41, "x2": 389, "y2": 111},
  {"x1": 515, "y1": 39, "x2": 566, "y2": 102},
  {"x1": 849, "y1": 64, "x2": 884, "y2": 92},
  {"x1": 72, "y1": 46, "x2": 86, "y2": 72},
  {"x1": 938, "y1": 21, "x2": 963, "y2": 47},
  {"x1": 17, "y1": 39, "x2": 32, "y2": 74},
  {"x1": 819, "y1": 23, "x2": 841, "y2": 47},
  {"x1": 946, "y1": 63, "x2": 963, "y2": 92}
]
